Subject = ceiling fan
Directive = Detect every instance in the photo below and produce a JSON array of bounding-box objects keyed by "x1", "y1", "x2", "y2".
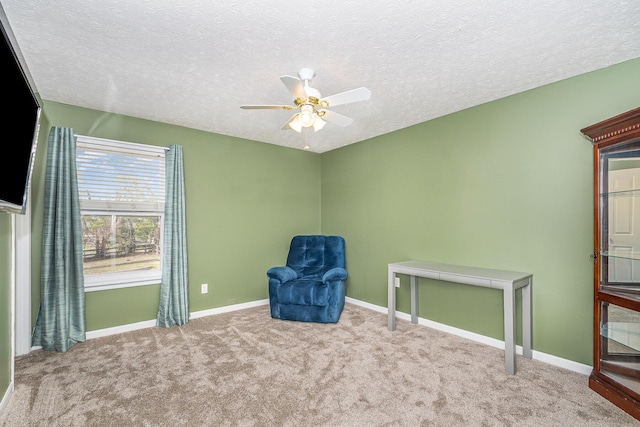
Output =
[{"x1": 240, "y1": 68, "x2": 371, "y2": 133}]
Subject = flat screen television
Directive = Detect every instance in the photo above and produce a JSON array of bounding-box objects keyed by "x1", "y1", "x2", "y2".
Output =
[{"x1": 0, "y1": 15, "x2": 41, "y2": 215}]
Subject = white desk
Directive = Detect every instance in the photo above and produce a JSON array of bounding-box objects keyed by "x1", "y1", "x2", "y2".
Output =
[{"x1": 387, "y1": 260, "x2": 532, "y2": 375}]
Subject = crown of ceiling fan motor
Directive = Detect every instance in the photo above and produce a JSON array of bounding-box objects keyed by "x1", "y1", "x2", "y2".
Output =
[
  {"x1": 297, "y1": 68, "x2": 316, "y2": 81},
  {"x1": 297, "y1": 68, "x2": 323, "y2": 102}
]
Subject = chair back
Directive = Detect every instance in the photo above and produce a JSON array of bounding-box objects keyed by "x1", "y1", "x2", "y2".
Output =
[{"x1": 286, "y1": 235, "x2": 345, "y2": 279}]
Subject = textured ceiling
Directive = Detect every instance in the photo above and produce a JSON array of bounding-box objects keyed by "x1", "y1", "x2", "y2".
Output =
[{"x1": 1, "y1": 1, "x2": 639, "y2": 153}]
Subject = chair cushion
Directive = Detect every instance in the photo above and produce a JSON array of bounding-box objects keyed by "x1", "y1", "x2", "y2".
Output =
[
  {"x1": 286, "y1": 235, "x2": 345, "y2": 279},
  {"x1": 276, "y1": 279, "x2": 329, "y2": 306}
]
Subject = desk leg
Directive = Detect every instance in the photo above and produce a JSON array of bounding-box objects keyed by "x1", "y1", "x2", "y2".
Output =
[
  {"x1": 410, "y1": 275, "x2": 419, "y2": 324},
  {"x1": 503, "y1": 286, "x2": 516, "y2": 375},
  {"x1": 388, "y1": 269, "x2": 396, "y2": 331},
  {"x1": 522, "y1": 279, "x2": 532, "y2": 359}
]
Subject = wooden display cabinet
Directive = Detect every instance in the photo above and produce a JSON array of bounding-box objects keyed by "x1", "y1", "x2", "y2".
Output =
[{"x1": 581, "y1": 107, "x2": 640, "y2": 421}]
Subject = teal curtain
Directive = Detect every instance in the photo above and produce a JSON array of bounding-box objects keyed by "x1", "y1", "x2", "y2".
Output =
[
  {"x1": 32, "y1": 127, "x2": 85, "y2": 352},
  {"x1": 157, "y1": 144, "x2": 189, "y2": 327}
]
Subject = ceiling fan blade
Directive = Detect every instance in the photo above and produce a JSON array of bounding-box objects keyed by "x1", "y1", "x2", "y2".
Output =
[
  {"x1": 320, "y1": 87, "x2": 371, "y2": 107},
  {"x1": 318, "y1": 109, "x2": 353, "y2": 127},
  {"x1": 281, "y1": 113, "x2": 302, "y2": 132},
  {"x1": 240, "y1": 105, "x2": 293, "y2": 110},
  {"x1": 280, "y1": 75, "x2": 306, "y2": 100}
]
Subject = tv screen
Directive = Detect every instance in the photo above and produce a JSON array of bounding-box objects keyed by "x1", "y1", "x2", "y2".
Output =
[{"x1": 0, "y1": 16, "x2": 40, "y2": 215}]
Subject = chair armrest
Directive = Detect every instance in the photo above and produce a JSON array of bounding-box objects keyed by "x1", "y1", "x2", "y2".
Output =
[
  {"x1": 322, "y1": 267, "x2": 348, "y2": 284},
  {"x1": 267, "y1": 266, "x2": 298, "y2": 283}
]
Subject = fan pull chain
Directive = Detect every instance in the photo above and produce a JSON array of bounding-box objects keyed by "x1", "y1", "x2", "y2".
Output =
[{"x1": 304, "y1": 128, "x2": 310, "y2": 151}]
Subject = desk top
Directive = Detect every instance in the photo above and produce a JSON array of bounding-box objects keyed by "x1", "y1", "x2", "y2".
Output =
[{"x1": 389, "y1": 260, "x2": 532, "y2": 288}]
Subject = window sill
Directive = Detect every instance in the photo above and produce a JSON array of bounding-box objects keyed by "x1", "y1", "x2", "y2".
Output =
[
  {"x1": 85, "y1": 280, "x2": 160, "y2": 292},
  {"x1": 84, "y1": 272, "x2": 162, "y2": 292}
]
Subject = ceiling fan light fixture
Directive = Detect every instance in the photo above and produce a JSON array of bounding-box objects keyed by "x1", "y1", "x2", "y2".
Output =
[{"x1": 243, "y1": 68, "x2": 371, "y2": 138}]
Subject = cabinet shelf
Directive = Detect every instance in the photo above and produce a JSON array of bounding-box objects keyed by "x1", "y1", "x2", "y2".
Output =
[
  {"x1": 600, "y1": 188, "x2": 640, "y2": 197},
  {"x1": 601, "y1": 251, "x2": 640, "y2": 262},
  {"x1": 602, "y1": 321, "x2": 640, "y2": 352}
]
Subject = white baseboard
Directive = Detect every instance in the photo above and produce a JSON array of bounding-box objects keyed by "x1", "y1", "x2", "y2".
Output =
[
  {"x1": 86, "y1": 319, "x2": 157, "y2": 340},
  {"x1": 345, "y1": 296, "x2": 593, "y2": 376},
  {"x1": 0, "y1": 381, "x2": 13, "y2": 419},
  {"x1": 190, "y1": 299, "x2": 269, "y2": 319},
  {"x1": 532, "y1": 350, "x2": 592, "y2": 375},
  {"x1": 85, "y1": 299, "x2": 270, "y2": 340}
]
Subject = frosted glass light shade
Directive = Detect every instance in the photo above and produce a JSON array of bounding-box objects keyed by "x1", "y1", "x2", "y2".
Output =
[
  {"x1": 313, "y1": 116, "x2": 326, "y2": 132},
  {"x1": 288, "y1": 114, "x2": 302, "y2": 132},
  {"x1": 299, "y1": 105, "x2": 315, "y2": 127}
]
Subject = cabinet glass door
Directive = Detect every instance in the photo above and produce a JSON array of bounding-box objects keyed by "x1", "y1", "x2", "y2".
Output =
[
  {"x1": 600, "y1": 302, "x2": 640, "y2": 395},
  {"x1": 599, "y1": 140, "x2": 640, "y2": 394},
  {"x1": 600, "y1": 140, "x2": 640, "y2": 293}
]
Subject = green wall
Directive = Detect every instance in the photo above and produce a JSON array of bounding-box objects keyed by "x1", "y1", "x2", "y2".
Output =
[
  {"x1": 321, "y1": 57, "x2": 640, "y2": 365},
  {"x1": 0, "y1": 214, "x2": 11, "y2": 405},
  {"x1": 31, "y1": 102, "x2": 321, "y2": 330}
]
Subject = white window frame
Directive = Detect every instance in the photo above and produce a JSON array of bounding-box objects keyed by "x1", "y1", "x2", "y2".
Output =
[{"x1": 76, "y1": 135, "x2": 166, "y2": 292}]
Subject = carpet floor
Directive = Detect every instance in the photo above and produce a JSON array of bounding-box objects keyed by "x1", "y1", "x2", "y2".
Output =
[{"x1": 1, "y1": 303, "x2": 637, "y2": 426}]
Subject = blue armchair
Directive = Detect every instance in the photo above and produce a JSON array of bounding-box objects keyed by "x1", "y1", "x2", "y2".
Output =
[{"x1": 267, "y1": 235, "x2": 347, "y2": 323}]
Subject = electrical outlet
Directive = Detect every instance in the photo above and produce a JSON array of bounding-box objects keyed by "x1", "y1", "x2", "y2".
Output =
[
  {"x1": 394, "y1": 277, "x2": 400, "y2": 288},
  {"x1": 201, "y1": 283, "x2": 208, "y2": 294}
]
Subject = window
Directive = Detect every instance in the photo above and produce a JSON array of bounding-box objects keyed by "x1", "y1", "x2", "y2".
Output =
[{"x1": 76, "y1": 136, "x2": 166, "y2": 291}]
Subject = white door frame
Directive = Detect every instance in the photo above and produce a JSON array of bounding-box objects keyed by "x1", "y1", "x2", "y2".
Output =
[{"x1": 14, "y1": 201, "x2": 31, "y2": 356}]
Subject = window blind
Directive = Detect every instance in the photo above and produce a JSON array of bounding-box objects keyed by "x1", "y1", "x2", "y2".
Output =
[{"x1": 76, "y1": 136, "x2": 165, "y2": 212}]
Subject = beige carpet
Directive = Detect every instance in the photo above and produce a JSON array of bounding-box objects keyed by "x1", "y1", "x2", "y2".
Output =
[{"x1": 1, "y1": 303, "x2": 636, "y2": 426}]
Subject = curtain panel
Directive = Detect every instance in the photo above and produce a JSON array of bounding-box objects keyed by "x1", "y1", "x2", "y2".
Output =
[
  {"x1": 157, "y1": 144, "x2": 189, "y2": 327},
  {"x1": 32, "y1": 126, "x2": 86, "y2": 352}
]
